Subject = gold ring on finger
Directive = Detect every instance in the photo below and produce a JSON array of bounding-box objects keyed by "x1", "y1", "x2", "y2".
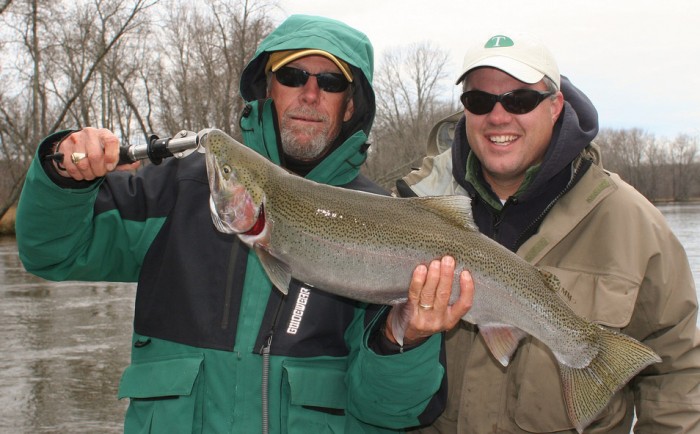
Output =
[
  {"x1": 71, "y1": 152, "x2": 87, "y2": 164},
  {"x1": 419, "y1": 303, "x2": 433, "y2": 310}
]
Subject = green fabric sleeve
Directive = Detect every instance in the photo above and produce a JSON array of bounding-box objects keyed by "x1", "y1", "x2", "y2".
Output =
[
  {"x1": 344, "y1": 308, "x2": 444, "y2": 428},
  {"x1": 16, "y1": 148, "x2": 163, "y2": 282}
]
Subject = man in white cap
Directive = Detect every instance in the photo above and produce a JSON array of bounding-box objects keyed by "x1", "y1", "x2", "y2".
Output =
[{"x1": 398, "y1": 33, "x2": 700, "y2": 433}]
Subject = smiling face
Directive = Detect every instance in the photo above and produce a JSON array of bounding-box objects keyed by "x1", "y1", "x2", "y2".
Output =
[
  {"x1": 464, "y1": 67, "x2": 564, "y2": 199},
  {"x1": 268, "y1": 55, "x2": 354, "y2": 162}
]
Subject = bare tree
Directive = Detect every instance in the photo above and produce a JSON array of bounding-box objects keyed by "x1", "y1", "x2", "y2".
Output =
[
  {"x1": 154, "y1": 0, "x2": 274, "y2": 137},
  {"x1": 0, "y1": 0, "x2": 156, "y2": 221},
  {"x1": 596, "y1": 128, "x2": 652, "y2": 188},
  {"x1": 642, "y1": 135, "x2": 667, "y2": 199},
  {"x1": 365, "y1": 41, "x2": 455, "y2": 188},
  {"x1": 0, "y1": 0, "x2": 281, "y2": 225},
  {"x1": 668, "y1": 134, "x2": 699, "y2": 200}
]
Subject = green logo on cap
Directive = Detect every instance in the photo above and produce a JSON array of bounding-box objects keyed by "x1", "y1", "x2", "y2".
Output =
[{"x1": 485, "y1": 35, "x2": 514, "y2": 48}]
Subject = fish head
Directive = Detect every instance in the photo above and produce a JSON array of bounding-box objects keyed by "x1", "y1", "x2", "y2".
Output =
[{"x1": 203, "y1": 129, "x2": 266, "y2": 235}]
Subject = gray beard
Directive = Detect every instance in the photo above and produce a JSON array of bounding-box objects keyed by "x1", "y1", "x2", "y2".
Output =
[
  {"x1": 279, "y1": 106, "x2": 336, "y2": 161},
  {"x1": 280, "y1": 127, "x2": 331, "y2": 161}
]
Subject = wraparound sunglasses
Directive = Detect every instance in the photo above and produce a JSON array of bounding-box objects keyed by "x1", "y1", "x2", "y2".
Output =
[
  {"x1": 460, "y1": 89, "x2": 555, "y2": 115},
  {"x1": 274, "y1": 66, "x2": 350, "y2": 93}
]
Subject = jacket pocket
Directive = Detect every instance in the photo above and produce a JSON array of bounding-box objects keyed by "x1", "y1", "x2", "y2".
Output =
[
  {"x1": 511, "y1": 269, "x2": 638, "y2": 433},
  {"x1": 539, "y1": 267, "x2": 640, "y2": 328},
  {"x1": 281, "y1": 358, "x2": 348, "y2": 434},
  {"x1": 118, "y1": 354, "x2": 204, "y2": 434}
]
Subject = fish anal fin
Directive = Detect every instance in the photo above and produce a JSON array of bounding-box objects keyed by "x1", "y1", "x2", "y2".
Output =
[
  {"x1": 479, "y1": 323, "x2": 528, "y2": 367},
  {"x1": 254, "y1": 244, "x2": 291, "y2": 295},
  {"x1": 558, "y1": 326, "x2": 661, "y2": 432}
]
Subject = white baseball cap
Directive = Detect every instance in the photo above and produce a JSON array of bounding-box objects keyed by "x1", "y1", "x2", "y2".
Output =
[{"x1": 456, "y1": 33, "x2": 560, "y2": 89}]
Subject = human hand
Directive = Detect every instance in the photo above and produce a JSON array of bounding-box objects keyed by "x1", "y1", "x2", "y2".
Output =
[
  {"x1": 384, "y1": 256, "x2": 473, "y2": 347},
  {"x1": 52, "y1": 127, "x2": 140, "y2": 180}
]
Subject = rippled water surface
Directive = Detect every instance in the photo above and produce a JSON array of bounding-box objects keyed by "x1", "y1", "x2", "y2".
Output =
[
  {"x1": 0, "y1": 203, "x2": 698, "y2": 432},
  {"x1": 0, "y1": 237, "x2": 134, "y2": 433}
]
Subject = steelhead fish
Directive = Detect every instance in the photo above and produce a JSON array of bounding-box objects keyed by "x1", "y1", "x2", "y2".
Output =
[{"x1": 202, "y1": 129, "x2": 660, "y2": 432}]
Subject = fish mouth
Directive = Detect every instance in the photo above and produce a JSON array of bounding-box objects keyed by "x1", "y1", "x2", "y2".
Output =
[{"x1": 205, "y1": 151, "x2": 260, "y2": 235}]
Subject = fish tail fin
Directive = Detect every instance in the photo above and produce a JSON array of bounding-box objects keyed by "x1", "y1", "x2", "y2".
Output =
[{"x1": 559, "y1": 327, "x2": 661, "y2": 433}]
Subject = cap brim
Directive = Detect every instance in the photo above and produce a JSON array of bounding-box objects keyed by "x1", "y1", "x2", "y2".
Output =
[
  {"x1": 456, "y1": 56, "x2": 544, "y2": 85},
  {"x1": 270, "y1": 49, "x2": 353, "y2": 82}
]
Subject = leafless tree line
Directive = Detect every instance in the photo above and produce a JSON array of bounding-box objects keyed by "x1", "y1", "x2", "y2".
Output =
[
  {"x1": 596, "y1": 128, "x2": 700, "y2": 201},
  {"x1": 0, "y1": 0, "x2": 698, "y2": 228},
  {"x1": 0, "y1": 0, "x2": 275, "y2": 220}
]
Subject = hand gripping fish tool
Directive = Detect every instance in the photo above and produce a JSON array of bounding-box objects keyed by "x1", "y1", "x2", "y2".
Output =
[
  {"x1": 118, "y1": 129, "x2": 213, "y2": 165},
  {"x1": 44, "y1": 129, "x2": 213, "y2": 167}
]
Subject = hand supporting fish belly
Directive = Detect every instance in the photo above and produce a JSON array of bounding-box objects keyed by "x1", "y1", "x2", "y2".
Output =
[{"x1": 202, "y1": 128, "x2": 661, "y2": 433}]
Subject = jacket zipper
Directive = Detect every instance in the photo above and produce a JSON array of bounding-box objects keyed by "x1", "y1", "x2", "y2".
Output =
[
  {"x1": 514, "y1": 158, "x2": 589, "y2": 250},
  {"x1": 259, "y1": 295, "x2": 286, "y2": 434}
]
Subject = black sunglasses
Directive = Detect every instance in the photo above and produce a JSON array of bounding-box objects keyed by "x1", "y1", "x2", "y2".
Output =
[
  {"x1": 460, "y1": 89, "x2": 555, "y2": 115},
  {"x1": 274, "y1": 66, "x2": 350, "y2": 93}
]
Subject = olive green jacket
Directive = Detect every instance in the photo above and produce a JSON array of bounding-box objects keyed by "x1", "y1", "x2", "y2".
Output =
[{"x1": 401, "y1": 144, "x2": 700, "y2": 433}]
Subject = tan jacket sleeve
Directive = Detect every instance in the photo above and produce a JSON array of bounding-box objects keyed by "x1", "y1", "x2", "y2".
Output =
[{"x1": 629, "y1": 228, "x2": 700, "y2": 433}]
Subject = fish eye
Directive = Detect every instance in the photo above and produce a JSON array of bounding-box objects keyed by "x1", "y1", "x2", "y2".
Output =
[{"x1": 222, "y1": 164, "x2": 233, "y2": 175}]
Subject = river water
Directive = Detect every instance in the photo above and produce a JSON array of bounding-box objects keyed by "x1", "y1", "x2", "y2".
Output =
[
  {"x1": 0, "y1": 203, "x2": 699, "y2": 433},
  {"x1": 0, "y1": 242, "x2": 134, "y2": 433}
]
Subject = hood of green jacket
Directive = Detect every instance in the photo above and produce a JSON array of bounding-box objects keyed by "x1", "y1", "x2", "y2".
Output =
[{"x1": 239, "y1": 14, "x2": 375, "y2": 145}]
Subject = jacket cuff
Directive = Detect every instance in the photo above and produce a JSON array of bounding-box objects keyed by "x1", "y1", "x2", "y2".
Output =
[
  {"x1": 38, "y1": 130, "x2": 99, "y2": 189},
  {"x1": 367, "y1": 312, "x2": 424, "y2": 355}
]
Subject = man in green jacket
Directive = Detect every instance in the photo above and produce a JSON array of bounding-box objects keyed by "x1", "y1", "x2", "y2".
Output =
[
  {"x1": 398, "y1": 33, "x2": 700, "y2": 433},
  {"x1": 16, "y1": 15, "x2": 472, "y2": 433}
]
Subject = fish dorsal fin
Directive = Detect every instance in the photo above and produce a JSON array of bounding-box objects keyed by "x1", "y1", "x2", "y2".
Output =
[
  {"x1": 408, "y1": 195, "x2": 478, "y2": 232},
  {"x1": 479, "y1": 323, "x2": 528, "y2": 367},
  {"x1": 254, "y1": 244, "x2": 292, "y2": 295}
]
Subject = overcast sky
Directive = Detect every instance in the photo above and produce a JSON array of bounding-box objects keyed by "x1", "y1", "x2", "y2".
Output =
[{"x1": 273, "y1": 0, "x2": 699, "y2": 139}]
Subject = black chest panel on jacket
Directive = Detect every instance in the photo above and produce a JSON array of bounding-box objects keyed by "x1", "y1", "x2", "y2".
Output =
[
  {"x1": 254, "y1": 282, "x2": 373, "y2": 357},
  {"x1": 131, "y1": 154, "x2": 385, "y2": 355}
]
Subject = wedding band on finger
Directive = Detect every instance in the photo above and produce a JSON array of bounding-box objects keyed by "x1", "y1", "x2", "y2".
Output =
[
  {"x1": 71, "y1": 152, "x2": 87, "y2": 164},
  {"x1": 419, "y1": 303, "x2": 433, "y2": 310}
]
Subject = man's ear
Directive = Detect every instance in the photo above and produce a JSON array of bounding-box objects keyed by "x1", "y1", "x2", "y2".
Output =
[
  {"x1": 343, "y1": 97, "x2": 355, "y2": 122},
  {"x1": 551, "y1": 91, "x2": 564, "y2": 123}
]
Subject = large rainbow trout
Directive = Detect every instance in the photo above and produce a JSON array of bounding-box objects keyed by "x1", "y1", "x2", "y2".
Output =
[{"x1": 203, "y1": 129, "x2": 660, "y2": 432}]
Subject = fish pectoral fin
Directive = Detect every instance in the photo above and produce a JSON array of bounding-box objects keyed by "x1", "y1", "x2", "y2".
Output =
[
  {"x1": 254, "y1": 245, "x2": 291, "y2": 295},
  {"x1": 479, "y1": 323, "x2": 528, "y2": 367}
]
